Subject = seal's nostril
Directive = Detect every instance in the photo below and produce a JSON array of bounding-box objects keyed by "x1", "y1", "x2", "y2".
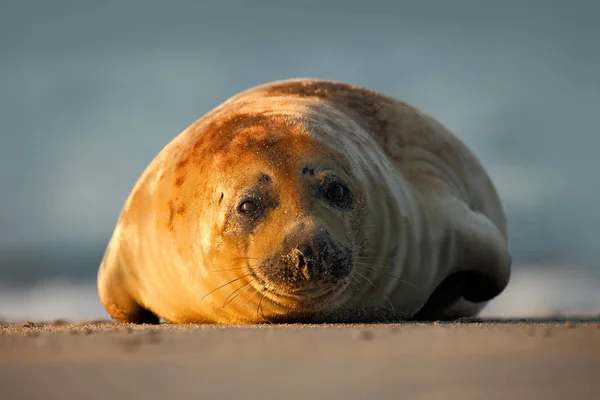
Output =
[
  {"x1": 294, "y1": 249, "x2": 306, "y2": 270},
  {"x1": 294, "y1": 247, "x2": 314, "y2": 280}
]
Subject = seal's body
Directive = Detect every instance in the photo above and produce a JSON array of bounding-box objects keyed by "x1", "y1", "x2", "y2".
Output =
[{"x1": 98, "y1": 79, "x2": 511, "y2": 324}]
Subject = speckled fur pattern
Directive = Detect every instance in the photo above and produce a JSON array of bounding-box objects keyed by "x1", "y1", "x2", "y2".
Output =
[{"x1": 97, "y1": 78, "x2": 511, "y2": 324}]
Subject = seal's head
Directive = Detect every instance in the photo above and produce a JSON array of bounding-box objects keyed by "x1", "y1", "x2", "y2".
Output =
[{"x1": 182, "y1": 102, "x2": 375, "y2": 322}]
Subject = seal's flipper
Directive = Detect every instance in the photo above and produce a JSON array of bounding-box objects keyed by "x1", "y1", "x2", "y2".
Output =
[
  {"x1": 411, "y1": 272, "x2": 493, "y2": 321},
  {"x1": 415, "y1": 197, "x2": 511, "y2": 320},
  {"x1": 97, "y1": 245, "x2": 160, "y2": 324},
  {"x1": 101, "y1": 296, "x2": 160, "y2": 324},
  {"x1": 449, "y1": 202, "x2": 511, "y2": 304}
]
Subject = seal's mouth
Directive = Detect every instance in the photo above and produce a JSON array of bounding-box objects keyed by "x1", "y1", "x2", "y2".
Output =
[
  {"x1": 248, "y1": 253, "x2": 352, "y2": 302},
  {"x1": 286, "y1": 281, "x2": 342, "y2": 299}
]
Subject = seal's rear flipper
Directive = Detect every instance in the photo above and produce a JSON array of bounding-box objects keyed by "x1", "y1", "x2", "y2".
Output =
[
  {"x1": 414, "y1": 197, "x2": 511, "y2": 321},
  {"x1": 97, "y1": 247, "x2": 160, "y2": 324},
  {"x1": 411, "y1": 271, "x2": 492, "y2": 321},
  {"x1": 451, "y1": 204, "x2": 511, "y2": 305}
]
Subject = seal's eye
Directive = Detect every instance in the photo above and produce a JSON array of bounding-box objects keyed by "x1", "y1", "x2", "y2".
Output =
[
  {"x1": 321, "y1": 179, "x2": 351, "y2": 209},
  {"x1": 326, "y1": 183, "x2": 345, "y2": 202},
  {"x1": 238, "y1": 201, "x2": 258, "y2": 214}
]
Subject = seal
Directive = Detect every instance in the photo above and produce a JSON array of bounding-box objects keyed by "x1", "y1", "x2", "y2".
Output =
[{"x1": 97, "y1": 78, "x2": 511, "y2": 324}]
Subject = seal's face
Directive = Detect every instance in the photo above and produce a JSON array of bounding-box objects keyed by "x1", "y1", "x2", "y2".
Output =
[
  {"x1": 200, "y1": 112, "x2": 367, "y2": 320},
  {"x1": 226, "y1": 166, "x2": 355, "y2": 297}
]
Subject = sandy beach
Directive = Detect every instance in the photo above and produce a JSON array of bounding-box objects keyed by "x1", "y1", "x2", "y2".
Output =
[{"x1": 1, "y1": 319, "x2": 599, "y2": 400}]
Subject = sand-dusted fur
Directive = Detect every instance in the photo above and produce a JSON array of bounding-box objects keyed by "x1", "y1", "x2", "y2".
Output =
[{"x1": 97, "y1": 78, "x2": 511, "y2": 324}]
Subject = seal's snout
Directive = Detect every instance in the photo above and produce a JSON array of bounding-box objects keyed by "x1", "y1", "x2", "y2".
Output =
[{"x1": 259, "y1": 226, "x2": 353, "y2": 294}]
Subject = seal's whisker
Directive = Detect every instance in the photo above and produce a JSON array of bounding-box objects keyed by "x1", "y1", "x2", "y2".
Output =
[
  {"x1": 355, "y1": 256, "x2": 388, "y2": 261},
  {"x1": 354, "y1": 263, "x2": 419, "y2": 291},
  {"x1": 201, "y1": 273, "x2": 253, "y2": 302},
  {"x1": 221, "y1": 279, "x2": 255, "y2": 308},
  {"x1": 257, "y1": 284, "x2": 269, "y2": 321},
  {"x1": 351, "y1": 248, "x2": 380, "y2": 255},
  {"x1": 241, "y1": 281, "x2": 262, "y2": 311},
  {"x1": 354, "y1": 260, "x2": 393, "y2": 268},
  {"x1": 353, "y1": 252, "x2": 386, "y2": 259},
  {"x1": 347, "y1": 275, "x2": 362, "y2": 293},
  {"x1": 210, "y1": 266, "x2": 251, "y2": 273},
  {"x1": 355, "y1": 265, "x2": 407, "y2": 283},
  {"x1": 352, "y1": 269, "x2": 396, "y2": 319}
]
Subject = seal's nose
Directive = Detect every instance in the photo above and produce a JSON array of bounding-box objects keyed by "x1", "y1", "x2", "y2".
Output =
[
  {"x1": 286, "y1": 227, "x2": 352, "y2": 282},
  {"x1": 293, "y1": 246, "x2": 317, "y2": 280},
  {"x1": 292, "y1": 230, "x2": 334, "y2": 281}
]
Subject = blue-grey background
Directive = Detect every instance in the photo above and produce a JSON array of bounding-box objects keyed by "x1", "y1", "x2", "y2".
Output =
[{"x1": 1, "y1": 0, "x2": 599, "y2": 320}]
